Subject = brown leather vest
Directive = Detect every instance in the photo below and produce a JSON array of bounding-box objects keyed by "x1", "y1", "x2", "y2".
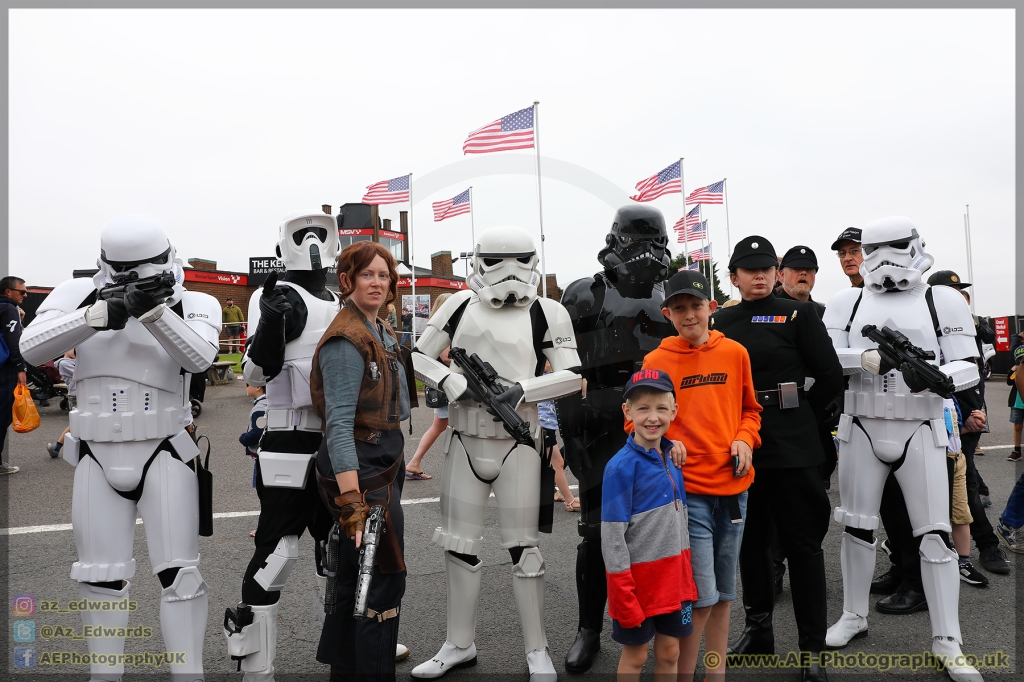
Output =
[{"x1": 310, "y1": 302, "x2": 411, "y2": 444}]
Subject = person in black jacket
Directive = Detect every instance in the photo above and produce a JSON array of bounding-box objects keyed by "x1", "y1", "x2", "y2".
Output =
[
  {"x1": 713, "y1": 237, "x2": 843, "y2": 682},
  {"x1": 0, "y1": 276, "x2": 28, "y2": 475}
]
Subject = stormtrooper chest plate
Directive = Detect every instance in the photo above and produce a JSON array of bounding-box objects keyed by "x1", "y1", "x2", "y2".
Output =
[{"x1": 450, "y1": 301, "x2": 538, "y2": 385}]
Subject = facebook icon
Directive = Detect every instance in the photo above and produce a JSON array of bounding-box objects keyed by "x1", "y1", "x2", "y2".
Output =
[{"x1": 14, "y1": 645, "x2": 35, "y2": 668}]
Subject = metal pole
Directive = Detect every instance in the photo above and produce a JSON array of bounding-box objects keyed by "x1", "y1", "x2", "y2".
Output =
[
  {"x1": 469, "y1": 186, "x2": 476, "y2": 252},
  {"x1": 723, "y1": 178, "x2": 734, "y2": 298},
  {"x1": 534, "y1": 101, "x2": 547, "y2": 298},
  {"x1": 965, "y1": 204, "x2": 976, "y2": 314},
  {"x1": 409, "y1": 172, "x2": 416, "y2": 347},
  {"x1": 680, "y1": 157, "x2": 688, "y2": 271}
]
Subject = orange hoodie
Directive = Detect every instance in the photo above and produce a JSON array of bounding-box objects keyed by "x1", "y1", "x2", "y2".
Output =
[{"x1": 637, "y1": 330, "x2": 762, "y2": 496}]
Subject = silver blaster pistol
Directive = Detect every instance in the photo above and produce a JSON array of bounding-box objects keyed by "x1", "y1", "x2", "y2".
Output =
[{"x1": 353, "y1": 503, "x2": 387, "y2": 619}]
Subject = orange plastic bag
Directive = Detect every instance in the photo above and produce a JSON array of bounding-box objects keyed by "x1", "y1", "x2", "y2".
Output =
[{"x1": 12, "y1": 384, "x2": 40, "y2": 433}]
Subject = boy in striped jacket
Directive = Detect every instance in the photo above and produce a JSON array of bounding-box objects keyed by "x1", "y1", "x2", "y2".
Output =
[{"x1": 602, "y1": 369, "x2": 698, "y2": 680}]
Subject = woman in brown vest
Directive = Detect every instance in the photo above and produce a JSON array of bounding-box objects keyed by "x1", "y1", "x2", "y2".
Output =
[{"x1": 309, "y1": 241, "x2": 415, "y2": 681}]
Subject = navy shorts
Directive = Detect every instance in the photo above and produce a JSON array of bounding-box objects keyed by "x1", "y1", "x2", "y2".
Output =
[{"x1": 611, "y1": 603, "x2": 693, "y2": 645}]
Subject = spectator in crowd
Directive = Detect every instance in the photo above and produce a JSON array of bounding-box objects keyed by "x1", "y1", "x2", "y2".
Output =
[
  {"x1": 46, "y1": 348, "x2": 77, "y2": 459},
  {"x1": 239, "y1": 383, "x2": 268, "y2": 537},
  {"x1": 639, "y1": 270, "x2": 762, "y2": 682},
  {"x1": 602, "y1": 370, "x2": 697, "y2": 682},
  {"x1": 387, "y1": 303, "x2": 398, "y2": 330},
  {"x1": 222, "y1": 295, "x2": 245, "y2": 354},
  {"x1": 0, "y1": 276, "x2": 28, "y2": 475},
  {"x1": 996, "y1": 346, "x2": 1024, "y2": 553},
  {"x1": 1008, "y1": 340, "x2": 1024, "y2": 462},
  {"x1": 830, "y1": 228, "x2": 863, "y2": 288},
  {"x1": 943, "y1": 397, "x2": 988, "y2": 587},
  {"x1": 405, "y1": 293, "x2": 453, "y2": 480}
]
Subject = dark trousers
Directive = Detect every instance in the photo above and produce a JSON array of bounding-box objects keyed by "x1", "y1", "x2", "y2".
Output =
[
  {"x1": 0, "y1": 372, "x2": 18, "y2": 464},
  {"x1": 878, "y1": 473, "x2": 923, "y2": 591},
  {"x1": 739, "y1": 465, "x2": 830, "y2": 652},
  {"x1": 961, "y1": 431, "x2": 998, "y2": 550},
  {"x1": 241, "y1": 432, "x2": 334, "y2": 605},
  {"x1": 565, "y1": 430, "x2": 625, "y2": 632}
]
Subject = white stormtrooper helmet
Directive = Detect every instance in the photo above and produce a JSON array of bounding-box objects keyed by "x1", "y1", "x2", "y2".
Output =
[
  {"x1": 859, "y1": 216, "x2": 934, "y2": 293},
  {"x1": 468, "y1": 225, "x2": 541, "y2": 309},
  {"x1": 275, "y1": 211, "x2": 340, "y2": 271},
  {"x1": 94, "y1": 215, "x2": 184, "y2": 290}
]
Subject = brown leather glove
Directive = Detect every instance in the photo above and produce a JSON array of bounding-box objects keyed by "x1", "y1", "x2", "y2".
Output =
[{"x1": 334, "y1": 490, "x2": 369, "y2": 540}]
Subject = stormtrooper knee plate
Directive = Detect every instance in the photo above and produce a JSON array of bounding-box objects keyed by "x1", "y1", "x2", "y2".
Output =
[
  {"x1": 254, "y1": 536, "x2": 299, "y2": 592},
  {"x1": 160, "y1": 566, "x2": 209, "y2": 680}
]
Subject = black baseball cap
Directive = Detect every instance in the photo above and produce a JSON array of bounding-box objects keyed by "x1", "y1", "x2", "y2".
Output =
[
  {"x1": 927, "y1": 269, "x2": 971, "y2": 289},
  {"x1": 780, "y1": 245, "x2": 818, "y2": 270},
  {"x1": 623, "y1": 368, "x2": 675, "y2": 400},
  {"x1": 664, "y1": 270, "x2": 711, "y2": 303},
  {"x1": 729, "y1": 235, "x2": 778, "y2": 269},
  {"x1": 830, "y1": 228, "x2": 862, "y2": 250}
]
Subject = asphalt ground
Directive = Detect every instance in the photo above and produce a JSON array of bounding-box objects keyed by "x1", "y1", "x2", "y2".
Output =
[{"x1": 1, "y1": 379, "x2": 1019, "y2": 681}]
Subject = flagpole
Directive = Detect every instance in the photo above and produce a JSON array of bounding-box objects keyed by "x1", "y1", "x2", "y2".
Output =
[
  {"x1": 698, "y1": 204, "x2": 706, "y2": 281},
  {"x1": 723, "y1": 177, "x2": 734, "y2": 298},
  {"x1": 469, "y1": 186, "x2": 476, "y2": 252},
  {"x1": 680, "y1": 157, "x2": 689, "y2": 271},
  {"x1": 965, "y1": 205, "x2": 975, "y2": 314},
  {"x1": 409, "y1": 172, "x2": 417, "y2": 347},
  {"x1": 533, "y1": 101, "x2": 547, "y2": 298}
]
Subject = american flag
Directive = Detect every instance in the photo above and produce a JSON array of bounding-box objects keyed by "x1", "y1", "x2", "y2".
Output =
[
  {"x1": 363, "y1": 174, "x2": 410, "y2": 205},
  {"x1": 630, "y1": 161, "x2": 681, "y2": 202},
  {"x1": 686, "y1": 180, "x2": 725, "y2": 205},
  {"x1": 463, "y1": 106, "x2": 535, "y2": 154},
  {"x1": 432, "y1": 188, "x2": 472, "y2": 222},
  {"x1": 677, "y1": 220, "x2": 707, "y2": 243},
  {"x1": 672, "y1": 206, "x2": 701, "y2": 232},
  {"x1": 688, "y1": 244, "x2": 711, "y2": 261},
  {"x1": 686, "y1": 261, "x2": 702, "y2": 271}
]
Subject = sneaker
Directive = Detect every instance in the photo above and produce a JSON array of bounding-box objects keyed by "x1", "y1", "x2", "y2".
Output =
[
  {"x1": 975, "y1": 447, "x2": 985, "y2": 456},
  {"x1": 979, "y1": 545, "x2": 1011, "y2": 574},
  {"x1": 0, "y1": 464, "x2": 20, "y2": 475},
  {"x1": 1008, "y1": 450, "x2": 1022, "y2": 462},
  {"x1": 981, "y1": 494, "x2": 993, "y2": 508},
  {"x1": 47, "y1": 443, "x2": 61, "y2": 459},
  {"x1": 996, "y1": 521, "x2": 1024, "y2": 554},
  {"x1": 958, "y1": 559, "x2": 989, "y2": 587}
]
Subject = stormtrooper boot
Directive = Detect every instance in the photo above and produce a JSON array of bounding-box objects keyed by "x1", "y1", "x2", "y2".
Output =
[
  {"x1": 160, "y1": 566, "x2": 209, "y2": 682},
  {"x1": 825, "y1": 533, "x2": 873, "y2": 648},
  {"x1": 512, "y1": 548, "x2": 556, "y2": 682},
  {"x1": 79, "y1": 580, "x2": 131, "y2": 682},
  {"x1": 919, "y1": 534, "x2": 983, "y2": 682},
  {"x1": 411, "y1": 552, "x2": 481, "y2": 678}
]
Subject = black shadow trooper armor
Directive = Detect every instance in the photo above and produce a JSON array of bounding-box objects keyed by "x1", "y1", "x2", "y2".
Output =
[
  {"x1": 224, "y1": 211, "x2": 341, "y2": 682},
  {"x1": 554, "y1": 205, "x2": 675, "y2": 671}
]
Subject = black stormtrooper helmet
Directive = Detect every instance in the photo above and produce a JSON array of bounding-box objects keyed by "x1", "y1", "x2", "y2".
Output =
[{"x1": 597, "y1": 205, "x2": 671, "y2": 283}]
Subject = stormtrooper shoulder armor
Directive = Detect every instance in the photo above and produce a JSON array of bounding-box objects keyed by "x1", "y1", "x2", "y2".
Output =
[
  {"x1": 822, "y1": 288, "x2": 864, "y2": 345},
  {"x1": 179, "y1": 291, "x2": 223, "y2": 346},
  {"x1": 418, "y1": 289, "x2": 475, "y2": 359},
  {"x1": 929, "y1": 285, "x2": 978, "y2": 364},
  {"x1": 35, "y1": 278, "x2": 98, "y2": 318},
  {"x1": 20, "y1": 278, "x2": 101, "y2": 365}
]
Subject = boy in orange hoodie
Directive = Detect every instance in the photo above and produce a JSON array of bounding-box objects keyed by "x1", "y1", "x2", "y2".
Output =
[{"x1": 639, "y1": 270, "x2": 761, "y2": 682}]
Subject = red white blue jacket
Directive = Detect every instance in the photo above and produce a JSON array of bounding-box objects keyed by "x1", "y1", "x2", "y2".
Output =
[{"x1": 601, "y1": 433, "x2": 698, "y2": 628}]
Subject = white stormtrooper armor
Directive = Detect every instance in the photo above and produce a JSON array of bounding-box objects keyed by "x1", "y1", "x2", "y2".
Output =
[
  {"x1": 21, "y1": 215, "x2": 219, "y2": 682},
  {"x1": 226, "y1": 211, "x2": 340, "y2": 682},
  {"x1": 410, "y1": 226, "x2": 582, "y2": 682},
  {"x1": 822, "y1": 217, "x2": 983, "y2": 682}
]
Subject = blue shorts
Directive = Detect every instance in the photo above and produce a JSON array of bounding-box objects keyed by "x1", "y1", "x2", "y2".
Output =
[
  {"x1": 686, "y1": 492, "x2": 748, "y2": 608},
  {"x1": 611, "y1": 603, "x2": 693, "y2": 645},
  {"x1": 1010, "y1": 407, "x2": 1024, "y2": 425}
]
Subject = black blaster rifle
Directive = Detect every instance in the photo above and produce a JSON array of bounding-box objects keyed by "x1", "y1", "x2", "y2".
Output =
[
  {"x1": 353, "y1": 504, "x2": 387, "y2": 619},
  {"x1": 448, "y1": 347, "x2": 535, "y2": 448},
  {"x1": 860, "y1": 324, "x2": 955, "y2": 399},
  {"x1": 97, "y1": 271, "x2": 176, "y2": 301}
]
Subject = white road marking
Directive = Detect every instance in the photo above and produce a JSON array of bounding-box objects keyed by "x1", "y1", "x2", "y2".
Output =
[{"x1": 1, "y1": 485, "x2": 581, "y2": 536}]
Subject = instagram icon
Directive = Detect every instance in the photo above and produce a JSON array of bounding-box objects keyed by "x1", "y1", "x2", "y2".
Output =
[{"x1": 12, "y1": 594, "x2": 35, "y2": 617}]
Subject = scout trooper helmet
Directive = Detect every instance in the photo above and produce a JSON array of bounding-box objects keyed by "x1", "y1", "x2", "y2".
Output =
[
  {"x1": 276, "y1": 211, "x2": 341, "y2": 271},
  {"x1": 468, "y1": 226, "x2": 541, "y2": 309},
  {"x1": 94, "y1": 215, "x2": 184, "y2": 289},
  {"x1": 597, "y1": 204, "x2": 671, "y2": 283},
  {"x1": 860, "y1": 216, "x2": 934, "y2": 293}
]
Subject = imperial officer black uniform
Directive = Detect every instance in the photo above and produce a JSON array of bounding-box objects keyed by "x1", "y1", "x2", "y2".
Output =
[{"x1": 712, "y1": 236, "x2": 843, "y2": 682}]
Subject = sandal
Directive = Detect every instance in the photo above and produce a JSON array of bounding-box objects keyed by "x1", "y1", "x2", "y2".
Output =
[
  {"x1": 405, "y1": 470, "x2": 433, "y2": 480},
  {"x1": 554, "y1": 491, "x2": 565, "y2": 503},
  {"x1": 565, "y1": 497, "x2": 580, "y2": 512}
]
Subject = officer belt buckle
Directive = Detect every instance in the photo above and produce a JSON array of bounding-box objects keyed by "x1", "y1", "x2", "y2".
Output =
[{"x1": 757, "y1": 382, "x2": 800, "y2": 409}]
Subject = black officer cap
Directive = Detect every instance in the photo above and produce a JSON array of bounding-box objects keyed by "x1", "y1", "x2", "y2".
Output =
[
  {"x1": 780, "y1": 245, "x2": 818, "y2": 270},
  {"x1": 664, "y1": 270, "x2": 711, "y2": 303},
  {"x1": 729, "y1": 235, "x2": 778, "y2": 270},
  {"x1": 927, "y1": 269, "x2": 970, "y2": 289},
  {"x1": 830, "y1": 227, "x2": 861, "y2": 251}
]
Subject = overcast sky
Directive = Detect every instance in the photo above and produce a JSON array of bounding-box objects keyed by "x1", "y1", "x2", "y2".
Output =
[{"x1": 10, "y1": 8, "x2": 1015, "y2": 316}]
